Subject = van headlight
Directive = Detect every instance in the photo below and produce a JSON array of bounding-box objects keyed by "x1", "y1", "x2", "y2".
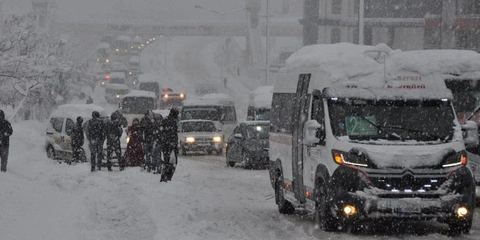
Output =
[
  {"x1": 116, "y1": 95, "x2": 120, "y2": 98},
  {"x1": 442, "y1": 151, "x2": 467, "y2": 168},
  {"x1": 186, "y1": 137, "x2": 195, "y2": 143},
  {"x1": 212, "y1": 136, "x2": 222, "y2": 142},
  {"x1": 332, "y1": 150, "x2": 369, "y2": 168},
  {"x1": 126, "y1": 136, "x2": 130, "y2": 144}
]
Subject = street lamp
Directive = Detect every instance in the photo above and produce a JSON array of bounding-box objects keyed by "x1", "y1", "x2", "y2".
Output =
[{"x1": 194, "y1": 5, "x2": 248, "y2": 81}]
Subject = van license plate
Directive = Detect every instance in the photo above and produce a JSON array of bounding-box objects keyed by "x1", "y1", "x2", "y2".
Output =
[{"x1": 378, "y1": 200, "x2": 421, "y2": 213}]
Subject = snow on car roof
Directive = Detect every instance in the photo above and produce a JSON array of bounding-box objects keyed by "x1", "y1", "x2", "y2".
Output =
[
  {"x1": 249, "y1": 86, "x2": 273, "y2": 108},
  {"x1": 110, "y1": 72, "x2": 126, "y2": 78},
  {"x1": 50, "y1": 104, "x2": 106, "y2": 120},
  {"x1": 179, "y1": 119, "x2": 215, "y2": 123},
  {"x1": 243, "y1": 121, "x2": 270, "y2": 125},
  {"x1": 105, "y1": 83, "x2": 129, "y2": 90},
  {"x1": 183, "y1": 93, "x2": 234, "y2": 106},
  {"x1": 129, "y1": 56, "x2": 140, "y2": 63},
  {"x1": 121, "y1": 90, "x2": 156, "y2": 99}
]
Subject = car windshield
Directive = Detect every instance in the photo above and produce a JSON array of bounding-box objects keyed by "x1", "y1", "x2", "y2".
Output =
[
  {"x1": 117, "y1": 89, "x2": 129, "y2": 95},
  {"x1": 182, "y1": 121, "x2": 216, "y2": 132},
  {"x1": 246, "y1": 124, "x2": 270, "y2": 139},
  {"x1": 121, "y1": 97, "x2": 155, "y2": 114},
  {"x1": 110, "y1": 78, "x2": 125, "y2": 84},
  {"x1": 182, "y1": 108, "x2": 220, "y2": 121},
  {"x1": 328, "y1": 98, "x2": 456, "y2": 142}
]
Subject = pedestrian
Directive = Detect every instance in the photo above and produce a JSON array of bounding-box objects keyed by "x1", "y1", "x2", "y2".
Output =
[
  {"x1": 140, "y1": 111, "x2": 155, "y2": 172},
  {"x1": 160, "y1": 108, "x2": 179, "y2": 182},
  {"x1": 114, "y1": 110, "x2": 128, "y2": 128},
  {"x1": 122, "y1": 118, "x2": 145, "y2": 168},
  {"x1": 0, "y1": 110, "x2": 13, "y2": 173},
  {"x1": 152, "y1": 114, "x2": 164, "y2": 174},
  {"x1": 86, "y1": 111, "x2": 105, "y2": 172},
  {"x1": 223, "y1": 78, "x2": 228, "y2": 88},
  {"x1": 69, "y1": 116, "x2": 85, "y2": 164},
  {"x1": 105, "y1": 112, "x2": 123, "y2": 171}
]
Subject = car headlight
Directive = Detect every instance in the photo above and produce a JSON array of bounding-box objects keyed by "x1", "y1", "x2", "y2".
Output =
[
  {"x1": 126, "y1": 136, "x2": 130, "y2": 144},
  {"x1": 213, "y1": 136, "x2": 222, "y2": 142},
  {"x1": 186, "y1": 137, "x2": 195, "y2": 143},
  {"x1": 442, "y1": 151, "x2": 467, "y2": 168},
  {"x1": 116, "y1": 95, "x2": 120, "y2": 98},
  {"x1": 180, "y1": 93, "x2": 185, "y2": 98}
]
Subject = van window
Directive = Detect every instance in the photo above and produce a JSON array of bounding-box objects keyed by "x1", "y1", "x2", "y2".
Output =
[
  {"x1": 110, "y1": 78, "x2": 125, "y2": 84},
  {"x1": 65, "y1": 118, "x2": 74, "y2": 136},
  {"x1": 222, "y1": 106, "x2": 236, "y2": 121},
  {"x1": 52, "y1": 118, "x2": 64, "y2": 133},
  {"x1": 106, "y1": 89, "x2": 114, "y2": 94},
  {"x1": 117, "y1": 89, "x2": 129, "y2": 95},
  {"x1": 270, "y1": 93, "x2": 295, "y2": 133}
]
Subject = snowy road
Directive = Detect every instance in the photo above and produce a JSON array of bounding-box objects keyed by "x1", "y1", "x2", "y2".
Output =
[{"x1": 1, "y1": 121, "x2": 480, "y2": 240}]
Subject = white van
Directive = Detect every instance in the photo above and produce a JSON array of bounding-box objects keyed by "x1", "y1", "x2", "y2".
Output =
[
  {"x1": 268, "y1": 43, "x2": 478, "y2": 234},
  {"x1": 45, "y1": 104, "x2": 106, "y2": 163},
  {"x1": 247, "y1": 86, "x2": 273, "y2": 121},
  {"x1": 105, "y1": 83, "x2": 129, "y2": 104},
  {"x1": 120, "y1": 90, "x2": 157, "y2": 126},
  {"x1": 181, "y1": 93, "x2": 237, "y2": 140}
]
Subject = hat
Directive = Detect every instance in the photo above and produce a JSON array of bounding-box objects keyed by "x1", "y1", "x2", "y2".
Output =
[
  {"x1": 92, "y1": 111, "x2": 100, "y2": 118},
  {"x1": 76, "y1": 116, "x2": 83, "y2": 123},
  {"x1": 154, "y1": 114, "x2": 163, "y2": 121}
]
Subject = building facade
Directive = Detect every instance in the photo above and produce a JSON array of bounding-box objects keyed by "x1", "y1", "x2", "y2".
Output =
[{"x1": 302, "y1": 0, "x2": 480, "y2": 51}]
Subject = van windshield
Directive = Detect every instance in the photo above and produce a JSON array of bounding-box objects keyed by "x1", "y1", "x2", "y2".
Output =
[
  {"x1": 328, "y1": 98, "x2": 455, "y2": 142},
  {"x1": 110, "y1": 78, "x2": 125, "y2": 84},
  {"x1": 139, "y1": 83, "x2": 159, "y2": 96},
  {"x1": 121, "y1": 97, "x2": 155, "y2": 114},
  {"x1": 181, "y1": 106, "x2": 237, "y2": 121},
  {"x1": 182, "y1": 121, "x2": 216, "y2": 132},
  {"x1": 246, "y1": 124, "x2": 269, "y2": 139}
]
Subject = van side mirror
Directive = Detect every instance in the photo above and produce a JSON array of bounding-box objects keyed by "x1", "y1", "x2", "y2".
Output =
[
  {"x1": 303, "y1": 120, "x2": 324, "y2": 145},
  {"x1": 234, "y1": 133, "x2": 243, "y2": 139},
  {"x1": 462, "y1": 120, "x2": 479, "y2": 148}
]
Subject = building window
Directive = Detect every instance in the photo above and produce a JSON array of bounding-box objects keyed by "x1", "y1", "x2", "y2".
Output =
[
  {"x1": 332, "y1": 0, "x2": 342, "y2": 14},
  {"x1": 331, "y1": 28, "x2": 341, "y2": 43}
]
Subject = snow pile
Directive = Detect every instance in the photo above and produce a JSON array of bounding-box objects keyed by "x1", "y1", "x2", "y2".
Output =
[{"x1": 51, "y1": 104, "x2": 107, "y2": 119}]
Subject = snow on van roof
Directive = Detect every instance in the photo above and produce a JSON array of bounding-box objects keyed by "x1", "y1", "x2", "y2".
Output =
[
  {"x1": 249, "y1": 86, "x2": 273, "y2": 108},
  {"x1": 97, "y1": 42, "x2": 110, "y2": 49},
  {"x1": 110, "y1": 72, "x2": 126, "y2": 78},
  {"x1": 105, "y1": 83, "x2": 129, "y2": 90},
  {"x1": 121, "y1": 90, "x2": 156, "y2": 99},
  {"x1": 129, "y1": 56, "x2": 140, "y2": 63},
  {"x1": 324, "y1": 87, "x2": 453, "y2": 100},
  {"x1": 116, "y1": 35, "x2": 131, "y2": 41},
  {"x1": 284, "y1": 43, "x2": 480, "y2": 82},
  {"x1": 50, "y1": 104, "x2": 106, "y2": 120},
  {"x1": 183, "y1": 93, "x2": 234, "y2": 106}
]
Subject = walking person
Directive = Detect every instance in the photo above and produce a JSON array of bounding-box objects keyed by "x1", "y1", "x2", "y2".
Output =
[
  {"x1": 0, "y1": 110, "x2": 13, "y2": 173},
  {"x1": 105, "y1": 112, "x2": 123, "y2": 171},
  {"x1": 69, "y1": 116, "x2": 85, "y2": 165},
  {"x1": 140, "y1": 111, "x2": 155, "y2": 172},
  {"x1": 86, "y1": 111, "x2": 105, "y2": 172},
  {"x1": 122, "y1": 118, "x2": 145, "y2": 168},
  {"x1": 152, "y1": 114, "x2": 164, "y2": 174},
  {"x1": 160, "y1": 108, "x2": 179, "y2": 182}
]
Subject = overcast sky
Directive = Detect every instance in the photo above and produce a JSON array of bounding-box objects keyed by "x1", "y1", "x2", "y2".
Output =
[{"x1": 4, "y1": 0, "x2": 303, "y2": 22}]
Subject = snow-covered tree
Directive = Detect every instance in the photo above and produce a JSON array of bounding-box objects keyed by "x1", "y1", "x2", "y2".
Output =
[{"x1": 0, "y1": 12, "x2": 93, "y2": 121}]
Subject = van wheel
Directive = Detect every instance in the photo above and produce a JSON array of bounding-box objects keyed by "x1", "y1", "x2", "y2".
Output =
[
  {"x1": 448, "y1": 218, "x2": 472, "y2": 236},
  {"x1": 47, "y1": 146, "x2": 56, "y2": 160},
  {"x1": 275, "y1": 176, "x2": 295, "y2": 214},
  {"x1": 225, "y1": 149, "x2": 235, "y2": 167},
  {"x1": 315, "y1": 181, "x2": 338, "y2": 231}
]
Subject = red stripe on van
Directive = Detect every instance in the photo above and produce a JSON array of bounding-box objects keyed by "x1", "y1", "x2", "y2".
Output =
[{"x1": 269, "y1": 134, "x2": 293, "y2": 146}]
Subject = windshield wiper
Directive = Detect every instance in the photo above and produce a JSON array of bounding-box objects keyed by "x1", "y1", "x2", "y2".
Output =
[
  {"x1": 380, "y1": 125, "x2": 447, "y2": 142},
  {"x1": 352, "y1": 113, "x2": 403, "y2": 140}
]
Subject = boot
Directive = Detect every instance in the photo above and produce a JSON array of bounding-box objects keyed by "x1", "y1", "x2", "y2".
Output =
[
  {"x1": 1, "y1": 166, "x2": 6, "y2": 173},
  {"x1": 107, "y1": 161, "x2": 112, "y2": 172},
  {"x1": 91, "y1": 166, "x2": 95, "y2": 172}
]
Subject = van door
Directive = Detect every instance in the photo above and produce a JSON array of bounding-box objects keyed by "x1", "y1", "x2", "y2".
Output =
[{"x1": 292, "y1": 74, "x2": 311, "y2": 203}]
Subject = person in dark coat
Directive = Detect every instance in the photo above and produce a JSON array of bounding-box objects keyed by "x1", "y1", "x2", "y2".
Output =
[
  {"x1": 114, "y1": 110, "x2": 128, "y2": 128},
  {"x1": 105, "y1": 112, "x2": 123, "y2": 171},
  {"x1": 152, "y1": 114, "x2": 164, "y2": 174},
  {"x1": 69, "y1": 116, "x2": 85, "y2": 164},
  {"x1": 86, "y1": 111, "x2": 105, "y2": 172},
  {"x1": 122, "y1": 118, "x2": 145, "y2": 168},
  {"x1": 160, "y1": 108, "x2": 179, "y2": 182},
  {"x1": 140, "y1": 111, "x2": 155, "y2": 171},
  {"x1": 0, "y1": 110, "x2": 13, "y2": 173}
]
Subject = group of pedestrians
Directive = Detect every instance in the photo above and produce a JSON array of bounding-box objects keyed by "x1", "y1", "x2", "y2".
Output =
[{"x1": 72, "y1": 108, "x2": 179, "y2": 182}]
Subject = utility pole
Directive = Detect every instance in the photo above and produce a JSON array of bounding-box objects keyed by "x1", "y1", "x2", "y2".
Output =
[{"x1": 358, "y1": 0, "x2": 364, "y2": 45}]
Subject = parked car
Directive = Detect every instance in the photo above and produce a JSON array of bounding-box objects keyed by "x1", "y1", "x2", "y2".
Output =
[
  {"x1": 178, "y1": 120, "x2": 223, "y2": 156},
  {"x1": 225, "y1": 121, "x2": 269, "y2": 169}
]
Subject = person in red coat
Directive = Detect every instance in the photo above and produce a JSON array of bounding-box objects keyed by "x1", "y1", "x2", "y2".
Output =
[{"x1": 121, "y1": 118, "x2": 145, "y2": 169}]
